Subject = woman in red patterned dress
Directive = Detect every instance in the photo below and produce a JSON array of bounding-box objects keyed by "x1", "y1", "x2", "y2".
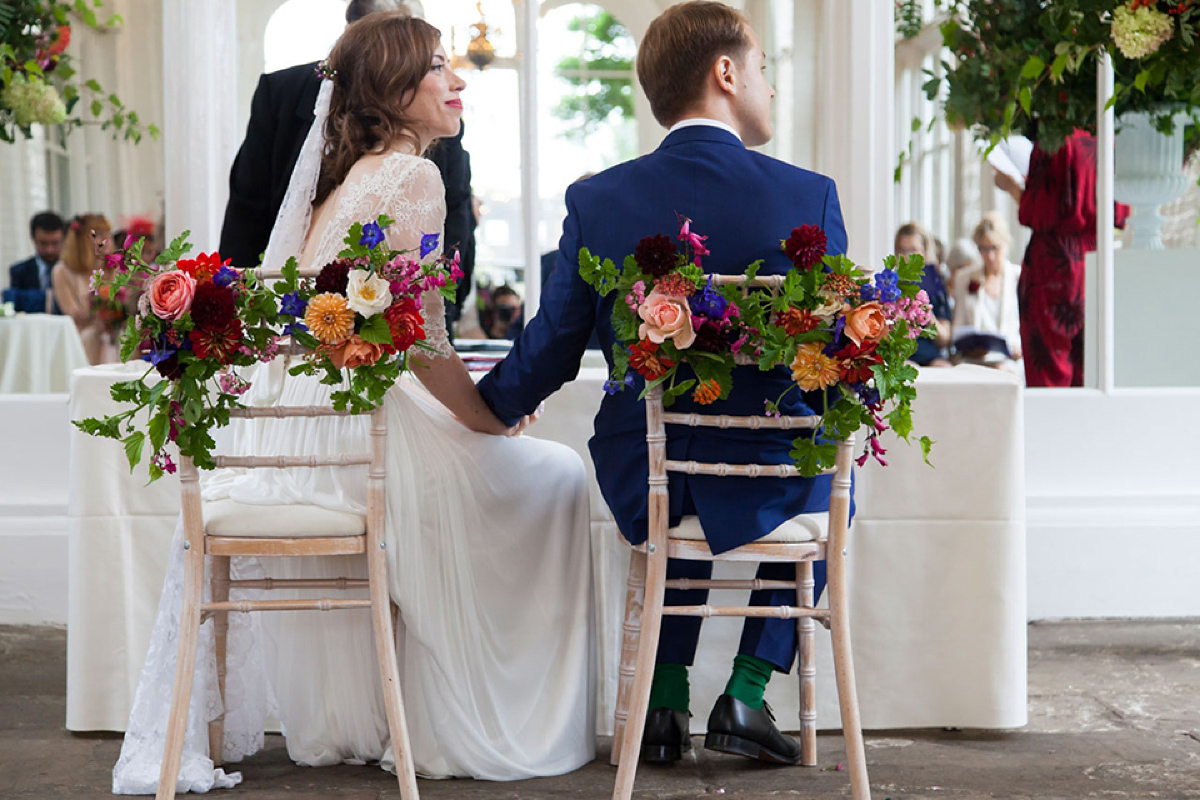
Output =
[{"x1": 996, "y1": 130, "x2": 1128, "y2": 387}]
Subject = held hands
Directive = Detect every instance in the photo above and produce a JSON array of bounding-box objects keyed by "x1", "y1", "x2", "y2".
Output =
[{"x1": 507, "y1": 402, "x2": 545, "y2": 437}]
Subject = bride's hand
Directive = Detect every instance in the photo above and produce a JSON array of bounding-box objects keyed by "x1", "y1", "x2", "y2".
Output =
[{"x1": 507, "y1": 402, "x2": 545, "y2": 436}]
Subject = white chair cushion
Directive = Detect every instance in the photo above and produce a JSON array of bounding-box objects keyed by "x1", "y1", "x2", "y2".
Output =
[
  {"x1": 669, "y1": 512, "x2": 829, "y2": 544},
  {"x1": 203, "y1": 499, "x2": 365, "y2": 538}
]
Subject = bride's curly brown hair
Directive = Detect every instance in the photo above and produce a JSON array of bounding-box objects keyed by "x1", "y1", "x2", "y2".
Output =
[{"x1": 314, "y1": 12, "x2": 441, "y2": 207}]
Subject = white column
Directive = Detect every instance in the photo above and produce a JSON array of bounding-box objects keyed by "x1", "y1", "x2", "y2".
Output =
[
  {"x1": 162, "y1": 0, "x2": 239, "y2": 253},
  {"x1": 517, "y1": 0, "x2": 541, "y2": 316},
  {"x1": 815, "y1": 0, "x2": 894, "y2": 270},
  {"x1": 1095, "y1": 52, "x2": 1116, "y2": 393}
]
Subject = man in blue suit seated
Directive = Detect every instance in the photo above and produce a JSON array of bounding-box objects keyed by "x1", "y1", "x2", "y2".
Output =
[
  {"x1": 477, "y1": 0, "x2": 847, "y2": 766},
  {"x1": 5, "y1": 211, "x2": 64, "y2": 314}
]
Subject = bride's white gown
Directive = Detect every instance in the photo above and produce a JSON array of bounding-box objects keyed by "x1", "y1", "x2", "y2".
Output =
[{"x1": 111, "y1": 152, "x2": 596, "y2": 793}]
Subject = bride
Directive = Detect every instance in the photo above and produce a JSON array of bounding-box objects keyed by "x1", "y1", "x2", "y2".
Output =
[{"x1": 112, "y1": 13, "x2": 595, "y2": 793}]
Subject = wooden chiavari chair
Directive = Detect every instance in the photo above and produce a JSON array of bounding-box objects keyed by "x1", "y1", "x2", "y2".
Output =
[{"x1": 610, "y1": 275, "x2": 870, "y2": 800}]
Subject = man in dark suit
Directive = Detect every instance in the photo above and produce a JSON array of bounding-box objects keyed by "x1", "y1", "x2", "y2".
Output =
[
  {"x1": 218, "y1": 0, "x2": 476, "y2": 326},
  {"x1": 5, "y1": 211, "x2": 64, "y2": 313},
  {"x1": 477, "y1": 1, "x2": 847, "y2": 765}
]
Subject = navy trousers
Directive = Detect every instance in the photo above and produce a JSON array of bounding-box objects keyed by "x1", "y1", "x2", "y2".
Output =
[{"x1": 654, "y1": 494, "x2": 827, "y2": 673}]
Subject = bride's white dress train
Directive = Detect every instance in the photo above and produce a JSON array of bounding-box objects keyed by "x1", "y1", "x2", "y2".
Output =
[{"x1": 111, "y1": 152, "x2": 595, "y2": 793}]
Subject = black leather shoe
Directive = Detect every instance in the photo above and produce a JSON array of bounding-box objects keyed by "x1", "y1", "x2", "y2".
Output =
[
  {"x1": 640, "y1": 707, "x2": 691, "y2": 762},
  {"x1": 704, "y1": 694, "x2": 802, "y2": 764}
]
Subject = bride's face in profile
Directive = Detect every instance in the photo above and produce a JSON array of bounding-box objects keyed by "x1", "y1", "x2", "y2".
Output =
[{"x1": 407, "y1": 45, "x2": 466, "y2": 148}]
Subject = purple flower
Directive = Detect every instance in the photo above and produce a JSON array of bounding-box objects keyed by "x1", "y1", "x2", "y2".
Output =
[
  {"x1": 279, "y1": 291, "x2": 307, "y2": 318},
  {"x1": 213, "y1": 265, "x2": 239, "y2": 288},
  {"x1": 282, "y1": 321, "x2": 308, "y2": 336},
  {"x1": 603, "y1": 373, "x2": 635, "y2": 395},
  {"x1": 419, "y1": 232, "x2": 440, "y2": 258},
  {"x1": 859, "y1": 284, "x2": 876, "y2": 302},
  {"x1": 688, "y1": 277, "x2": 728, "y2": 319},
  {"x1": 151, "y1": 450, "x2": 177, "y2": 475},
  {"x1": 875, "y1": 268, "x2": 901, "y2": 303},
  {"x1": 359, "y1": 221, "x2": 387, "y2": 250}
]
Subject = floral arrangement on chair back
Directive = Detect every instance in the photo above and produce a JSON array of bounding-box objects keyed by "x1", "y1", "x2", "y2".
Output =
[
  {"x1": 73, "y1": 217, "x2": 458, "y2": 481},
  {"x1": 579, "y1": 219, "x2": 936, "y2": 476}
]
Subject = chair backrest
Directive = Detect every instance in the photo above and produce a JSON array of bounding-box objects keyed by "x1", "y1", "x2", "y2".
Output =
[
  {"x1": 643, "y1": 275, "x2": 855, "y2": 552},
  {"x1": 178, "y1": 346, "x2": 387, "y2": 548}
]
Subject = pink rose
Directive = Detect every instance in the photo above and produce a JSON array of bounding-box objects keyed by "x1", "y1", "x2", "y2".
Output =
[
  {"x1": 844, "y1": 301, "x2": 888, "y2": 346},
  {"x1": 147, "y1": 270, "x2": 197, "y2": 321},
  {"x1": 637, "y1": 288, "x2": 696, "y2": 349}
]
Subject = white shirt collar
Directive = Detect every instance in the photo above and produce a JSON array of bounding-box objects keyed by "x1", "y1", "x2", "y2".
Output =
[{"x1": 667, "y1": 117, "x2": 742, "y2": 142}]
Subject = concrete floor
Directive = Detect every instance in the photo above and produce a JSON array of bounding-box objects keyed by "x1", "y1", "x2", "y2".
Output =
[{"x1": 2, "y1": 620, "x2": 1199, "y2": 799}]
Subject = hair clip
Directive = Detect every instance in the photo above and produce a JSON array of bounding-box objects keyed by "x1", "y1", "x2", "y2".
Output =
[
  {"x1": 69, "y1": 218, "x2": 81, "y2": 232},
  {"x1": 315, "y1": 60, "x2": 338, "y2": 81}
]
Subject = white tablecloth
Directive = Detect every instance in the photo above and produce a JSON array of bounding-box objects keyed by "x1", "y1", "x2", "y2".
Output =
[
  {"x1": 67, "y1": 362, "x2": 1026, "y2": 733},
  {"x1": 0, "y1": 314, "x2": 88, "y2": 393}
]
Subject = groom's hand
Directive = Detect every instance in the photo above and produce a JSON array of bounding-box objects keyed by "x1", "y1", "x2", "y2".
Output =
[{"x1": 507, "y1": 402, "x2": 545, "y2": 437}]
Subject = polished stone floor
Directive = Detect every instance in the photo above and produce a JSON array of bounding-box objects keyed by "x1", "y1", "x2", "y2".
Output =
[{"x1": 2, "y1": 619, "x2": 1199, "y2": 799}]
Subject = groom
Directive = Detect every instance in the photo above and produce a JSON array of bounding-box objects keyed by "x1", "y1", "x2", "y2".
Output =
[{"x1": 477, "y1": 0, "x2": 847, "y2": 765}]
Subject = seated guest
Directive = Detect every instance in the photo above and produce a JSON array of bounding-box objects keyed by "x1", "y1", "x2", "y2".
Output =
[
  {"x1": 5, "y1": 211, "x2": 65, "y2": 313},
  {"x1": 894, "y1": 222, "x2": 952, "y2": 366},
  {"x1": 480, "y1": 284, "x2": 524, "y2": 340},
  {"x1": 115, "y1": 216, "x2": 161, "y2": 264},
  {"x1": 943, "y1": 237, "x2": 980, "y2": 298},
  {"x1": 952, "y1": 213, "x2": 1022, "y2": 371},
  {"x1": 52, "y1": 213, "x2": 122, "y2": 365}
]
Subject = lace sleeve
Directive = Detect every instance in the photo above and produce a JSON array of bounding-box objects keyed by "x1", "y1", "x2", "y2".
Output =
[{"x1": 383, "y1": 159, "x2": 452, "y2": 358}]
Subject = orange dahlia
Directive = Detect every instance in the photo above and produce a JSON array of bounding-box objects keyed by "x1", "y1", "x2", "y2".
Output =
[
  {"x1": 790, "y1": 342, "x2": 841, "y2": 391},
  {"x1": 304, "y1": 292, "x2": 356, "y2": 344}
]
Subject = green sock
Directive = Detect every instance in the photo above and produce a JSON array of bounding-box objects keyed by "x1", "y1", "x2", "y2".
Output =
[
  {"x1": 647, "y1": 662, "x2": 690, "y2": 714},
  {"x1": 723, "y1": 654, "x2": 775, "y2": 711}
]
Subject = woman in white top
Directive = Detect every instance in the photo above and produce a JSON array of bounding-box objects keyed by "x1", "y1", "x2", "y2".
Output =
[
  {"x1": 952, "y1": 212, "x2": 1022, "y2": 370},
  {"x1": 113, "y1": 14, "x2": 595, "y2": 793}
]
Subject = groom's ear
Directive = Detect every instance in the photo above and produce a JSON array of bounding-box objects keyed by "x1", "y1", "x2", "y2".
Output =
[{"x1": 712, "y1": 54, "x2": 738, "y2": 98}]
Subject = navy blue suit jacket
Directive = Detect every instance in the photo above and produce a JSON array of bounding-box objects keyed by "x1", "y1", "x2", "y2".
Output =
[
  {"x1": 477, "y1": 126, "x2": 849, "y2": 554},
  {"x1": 5, "y1": 257, "x2": 57, "y2": 314}
]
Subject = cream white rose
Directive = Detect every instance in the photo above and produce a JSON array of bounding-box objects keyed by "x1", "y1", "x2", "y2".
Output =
[
  {"x1": 345, "y1": 270, "x2": 393, "y2": 317},
  {"x1": 813, "y1": 290, "x2": 847, "y2": 320}
]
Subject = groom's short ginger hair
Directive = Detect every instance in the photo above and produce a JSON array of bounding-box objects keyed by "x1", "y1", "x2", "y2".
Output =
[{"x1": 636, "y1": 1, "x2": 751, "y2": 128}]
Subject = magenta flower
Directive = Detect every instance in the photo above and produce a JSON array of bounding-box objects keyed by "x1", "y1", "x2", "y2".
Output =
[{"x1": 678, "y1": 218, "x2": 710, "y2": 264}]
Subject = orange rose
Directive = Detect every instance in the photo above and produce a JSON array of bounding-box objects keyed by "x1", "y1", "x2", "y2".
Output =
[
  {"x1": 637, "y1": 288, "x2": 696, "y2": 349},
  {"x1": 147, "y1": 270, "x2": 197, "y2": 321},
  {"x1": 329, "y1": 334, "x2": 385, "y2": 369},
  {"x1": 843, "y1": 302, "x2": 888, "y2": 346}
]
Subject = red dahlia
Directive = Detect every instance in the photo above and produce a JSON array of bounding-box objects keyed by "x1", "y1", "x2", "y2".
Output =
[
  {"x1": 780, "y1": 308, "x2": 820, "y2": 335},
  {"x1": 177, "y1": 252, "x2": 227, "y2": 283},
  {"x1": 189, "y1": 319, "x2": 244, "y2": 364},
  {"x1": 634, "y1": 234, "x2": 678, "y2": 278},
  {"x1": 833, "y1": 340, "x2": 882, "y2": 384},
  {"x1": 315, "y1": 259, "x2": 353, "y2": 295},
  {"x1": 782, "y1": 225, "x2": 828, "y2": 270},
  {"x1": 383, "y1": 299, "x2": 426, "y2": 353},
  {"x1": 628, "y1": 339, "x2": 674, "y2": 380},
  {"x1": 189, "y1": 281, "x2": 237, "y2": 330}
]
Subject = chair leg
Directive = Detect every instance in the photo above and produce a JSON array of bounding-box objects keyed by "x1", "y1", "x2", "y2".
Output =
[
  {"x1": 610, "y1": 548, "x2": 647, "y2": 766},
  {"x1": 827, "y1": 559, "x2": 870, "y2": 800},
  {"x1": 611, "y1": 547, "x2": 667, "y2": 800},
  {"x1": 368, "y1": 541, "x2": 419, "y2": 800},
  {"x1": 796, "y1": 560, "x2": 817, "y2": 767},
  {"x1": 207, "y1": 555, "x2": 231, "y2": 767},
  {"x1": 156, "y1": 541, "x2": 205, "y2": 800}
]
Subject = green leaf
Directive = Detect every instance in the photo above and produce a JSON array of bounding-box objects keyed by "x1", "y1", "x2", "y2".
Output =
[
  {"x1": 1050, "y1": 52, "x2": 1070, "y2": 82},
  {"x1": 919, "y1": 435, "x2": 935, "y2": 466},
  {"x1": 357, "y1": 313, "x2": 393, "y2": 345},
  {"x1": 122, "y1": 431, "x2": 145, "y2": 473},
  {"x1": 1135, "y1": 70, "x2": 1150, "y2": 93},
  {"x1": 90, "y1": 99, "x2": 103, "y2": 117},
  {"x1": 1020, "y1": 55, "x2": 1044, "y2": 80},
  {"x1": 1018, "y1": 85, "x2": 1032, "y2": 115}
]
